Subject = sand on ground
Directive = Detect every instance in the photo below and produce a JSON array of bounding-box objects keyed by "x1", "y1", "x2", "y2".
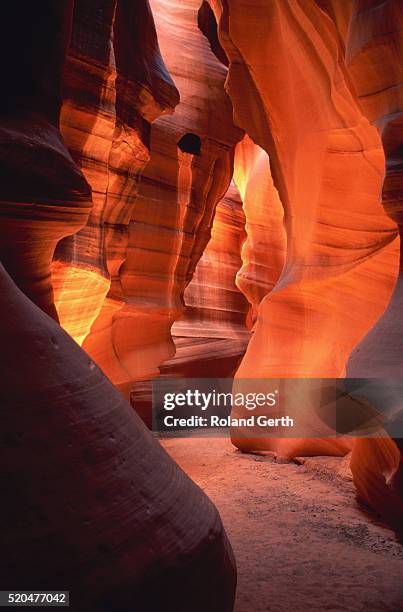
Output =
[{"x1": 161, "y1": 437, "x2": 403, "y2": 612}]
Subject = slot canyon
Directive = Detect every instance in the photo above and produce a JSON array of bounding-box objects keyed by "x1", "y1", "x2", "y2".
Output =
[{"x1": 0, "y1": 1, "x2": 402, "y2": 611}]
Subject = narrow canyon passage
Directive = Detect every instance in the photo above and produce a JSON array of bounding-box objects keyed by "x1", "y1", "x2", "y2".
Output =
[
  {"x1": 1, "y1": 0, "x2": 402, "y2": 610},
  {"x1": 163, "y1": 438, "x2": 403, "y2": 612}
]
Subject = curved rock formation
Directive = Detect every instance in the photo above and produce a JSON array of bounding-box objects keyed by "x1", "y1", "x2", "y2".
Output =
[
  {"x1": 350, "y1": 433, "x2": 403, "y2": 532},
  {"x1": 83, "y1": 0, "x2": 243, "y2": 394},
  {"x1": 0, "y1": 2, "x2": 92, "y2": 321},
  {"x1": 346, "y1": 0, "x2": 403, "y2": 376},
  {"x1": 209, "y1": 0, "x2": 400, "y2": 456},
  {"x1": 0, "y1": 262, "x2": 236, "y2": 611},
  {"x1": 162, "y1": 181, "x2": 250, "y2": 378},
  {"x1": 233, "y1": 135, "x2": 286, "y2": 328},
  {"x1": 3, "y1": 0, "x2": 403, "y2": 545},
  {"x1": 52, "y1": 0, "x2": 179, "y2": 345},
  {"x1": 343, "y1": 0, "x2": 403, "y2": 527}
]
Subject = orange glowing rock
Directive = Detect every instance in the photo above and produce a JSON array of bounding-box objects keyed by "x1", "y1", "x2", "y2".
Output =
[
  {"x1": 52, "y1": 0, "x2": 179, "y2": 345},
  {"x1": 3, "y1": 0, "x2": 403, "y2": 536},
  {"x1": 233, "y1": 135, "x2": 286, "y2": 327},
  {"x1": 51, "y1": 263, "x2": 110, "y2": 346},
  {"x1": 351, "y1": 435, "x2": 403, "y2": 530},
  {"x1": 162, "y1": 181, "x2": 250, "y2": 378},
  {"x1": 83, "y1": 0, "x2": 243, "y2": 393},
  {"x1": 209, "y1": 0, "x2": 400, "y2": 456},
  {"x1": 0, "y1": 1, "x2": 91, "y2": 321}
]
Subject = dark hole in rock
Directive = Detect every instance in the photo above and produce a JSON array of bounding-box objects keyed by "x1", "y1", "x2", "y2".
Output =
[{"x1": 177, "y1": 133, "x2": 202, "y2": 155}]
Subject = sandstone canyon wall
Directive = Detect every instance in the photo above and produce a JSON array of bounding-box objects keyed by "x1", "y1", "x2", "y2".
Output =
[
  {"x1": 0, "y1": 2, "x2": 238, "y2": 608},
  {"x1": 208, "y1": 0, "x2": 400, "y2": 459},
  {"x1": 205, "y1": 0, "x2": 403, "y2": 527},
  {"x1": 0, "y1": 2, "x2": 92, "y2": 321},
  {"x1": 0, "y1": 262, "x2": 236, "y2": 611},
  {"x1": 1, "y1": 0, "x2": 403, "y2": 563},
  {"x1": 82, "y1": 0, "x2": 243, "y2": 395},
  {"x1": 343, "y1": 0, "x2": 403, "y2": 531},
  {"x1": 52, "y1": 0, "x2": 179, "y2": 345},
  {"x1": 233, "y1": 135, "x2": 286, "y2": 328},
  {"x1": 162, "y1": 181, "x2": 250, "y2": 379}
]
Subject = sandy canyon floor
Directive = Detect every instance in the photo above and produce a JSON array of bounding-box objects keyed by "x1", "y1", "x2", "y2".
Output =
[{"x1": 161, "y1": 437, "x2": 403, "y2": 612}]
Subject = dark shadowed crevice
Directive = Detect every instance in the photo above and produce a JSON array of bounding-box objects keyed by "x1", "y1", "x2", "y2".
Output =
[{"x1": 197, "y1": 1, "x2": 229, "y2": 67}]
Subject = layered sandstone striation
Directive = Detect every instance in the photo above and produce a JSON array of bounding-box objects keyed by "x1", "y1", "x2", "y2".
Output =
[
  {"x1": 0, "y1": 263, "x2": 236, "y2": 611},
  {"x1": 1, "y1": 4, "x2": 240, "y2": 603},
  {"x1": 162, "y1": 181, "x2": 250, "y2": 378},
  {"x1": 209, "y1": 0, "x2": 400, "y2": 457},
  {"x1": 52, "y1": 0, "x2": 179, "y2": 345},
  {"x1": 233, "y1": 135, "x2": 286, "y2": 328},
  {"x1": 346, "y1": 0, "x2": 403, "y2": 376},
  {"x1": 2, "y1": 0, "x2": 403, "y2": 543},
  {"x1": 0, "y1": 2, "x2": 92, "y2": 321},
  {"x1": 83, "y1": 0, "x2": 243, "y2": 394},
  {"x1": 343, "y1": 0, "x2": 403, "y2": 528}
]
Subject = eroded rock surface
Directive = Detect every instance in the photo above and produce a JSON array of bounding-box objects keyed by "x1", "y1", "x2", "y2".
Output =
[
  {"x1": 83, "y1": 0, "x2": 243, "y2": 393},
  {"x1": 163, "y1": 181, "x2": 250, "y2": 378},
  {"x1": 0, "y1": 2, "x2": 91, "y2": 320},
  {"x1": 0, "y1": 4, "x2": 239, "y2": 607},
  {"x1": 0, "y1": 263, "x2": 236, "y2": 612},
  {"x1": 2, "y1": 0, "x2": 403, "y2": 545},
  {"x1": 343, "y1": 0, "x2": 403, "y2": 529},
  {"x1": 233, "y1": 135, "x2": 286, "y2": 327},
  {"x1": 209, "y1": 0, "x2": 399, "y2": 458},
  {"x1": 52, "y1": 0, "x2": 178, "y2": 345}
]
